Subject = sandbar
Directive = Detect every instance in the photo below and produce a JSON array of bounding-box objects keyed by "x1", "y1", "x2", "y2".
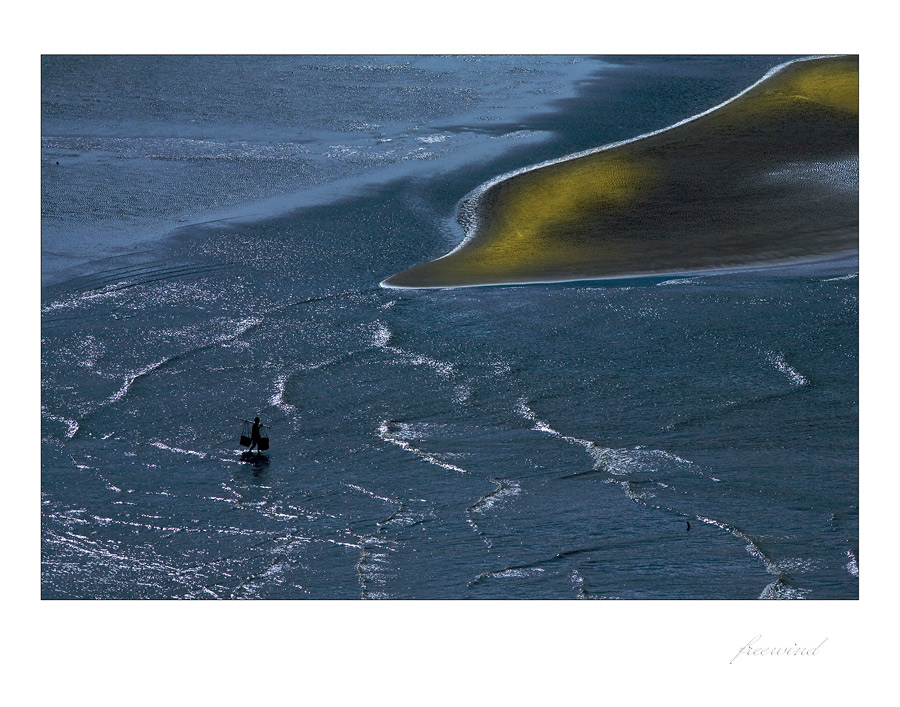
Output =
[{"x1": 382, "y1": 56, "x2": 858, "y2": 289}]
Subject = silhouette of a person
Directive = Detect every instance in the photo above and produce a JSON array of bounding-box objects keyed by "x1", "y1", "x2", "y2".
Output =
[{"x1": 248, "y1": 416, "x2": 263, "y2": 454}]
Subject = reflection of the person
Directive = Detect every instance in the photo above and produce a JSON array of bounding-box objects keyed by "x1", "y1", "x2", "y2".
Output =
[{"x1": 241, "y1": 450, "x2": 270, "y2": 476}]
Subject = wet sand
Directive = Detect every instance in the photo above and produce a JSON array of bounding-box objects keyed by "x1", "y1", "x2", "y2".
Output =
[{"x1": 383, "y1": 55, "x2": 858, "y2": 289}]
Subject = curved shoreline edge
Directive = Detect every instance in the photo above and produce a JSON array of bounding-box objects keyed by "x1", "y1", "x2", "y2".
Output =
[
  {"x1": 385, "y1": 250, "x2": 860, "y2": 292},
  {"x1": 450, "y1": 56, "x2": 825, "y2": 258},
  {"x1": 382, "y1": 55, "x2": 858, "y2": 290}
]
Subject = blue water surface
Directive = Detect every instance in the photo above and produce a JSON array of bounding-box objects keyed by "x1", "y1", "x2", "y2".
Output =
[{"x1": 41, "y1": 55, "x2": 857, "y2": 599}]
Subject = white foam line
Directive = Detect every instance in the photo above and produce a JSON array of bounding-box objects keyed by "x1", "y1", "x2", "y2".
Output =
[
  {"x1": 151, "y1": 441, "x2": 208, "y2": 459},
  {"x1": 220, "y1": 316, "x2": 261, "y2": 342},
  {"x1": 765, "y1": 351, "x2": 809, "y2": 387},
  {"x1": 102, "y1": 357, "x2": 170, "y2": 407},
  {"x1": 465, "y1": 478, "x2": 522, "y2": 549},
  {"x1": 519, "y1": 403, "x2": 800, "y2": 598},
  {"x1": 656, "y1": 278, "x2": 696, "y2": 287},
  {"x1": 380, "y1": 55, "x2": 844, "y2": 290},
  {"x1": 758, "y1": 579, "x2": 810, "y2": 600},
  {"x1": 383, "y1": 251, "x2": 860, "y2": 291},
  {"x1": 516, "y1": 398, "x2": 623, "y2": 471},
  {"x1": 269, "y1": 357, "x2": 346, "y2": 413},
  {"x1": 75, "y1": 458, "x2": 123, "y2": 493},
  {"x1": 371, "y1": 321, "x2": 455, "y2": 378},
  {"x1": 343, "y1": 483, "x2": 401, "y2": 508},
  {"x1": 45, "y1": 529, "x2": 191, "y2": 577},
  {"x1": 519, "y1": 399, "x2": 720, "y2": 486},
  {"x1": 369, "y1": 495, "x2": 400, "y2": 513},
  {"x1": 377, "y1": 420, "x2": 468, "y2": 474},
  {"x1": 617, "y1": 479, "x2": 656, "y2": 503},
  {"x1": 468, "y1": 478, "x2": 521, "y2": 515},
  {"x1": 95, "y1": 316, "x2": 262, "y2": 413},
  {"x1": 844, "y1": 549, "x2": 859, "y2": 578},
  {"x1": 269, "y1": 373, "x2": 297, "y2": 413},
  {"x1": 41, "y1": 406, "x2": 79, "y2": 439},
  {"x1": 569, "y1": 569, "x2": 591, "y2": 599},
  {"x1": 355, "y1": 535, "x2": 394, "y2": 599},
  {"x1": 695, "y1": 514, "x2": 782, "y2": 583},
  {"x1": 476, "y1": 567, "x2": 546, "y2": 583},
  {"x1": 41, "y1": 281, "x2": 133, "y2": 313}
]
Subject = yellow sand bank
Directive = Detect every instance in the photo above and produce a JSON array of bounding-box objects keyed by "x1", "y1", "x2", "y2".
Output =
[{"x1": 383, "y1": 55, "x2": 858, "y2": 289}]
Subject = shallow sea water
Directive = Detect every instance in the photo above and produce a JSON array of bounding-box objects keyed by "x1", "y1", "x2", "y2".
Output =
[{"x1": 41, "y1": 55, "x2": 857, "y2": 599}]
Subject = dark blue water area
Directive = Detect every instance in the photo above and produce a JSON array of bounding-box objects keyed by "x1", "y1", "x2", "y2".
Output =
[{"x1": 40, "y1": 56, "x2": 857, "y2": 599}]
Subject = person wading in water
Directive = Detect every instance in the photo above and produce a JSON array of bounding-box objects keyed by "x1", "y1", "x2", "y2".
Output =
[{"x1": 248, "y1": 417, "x2": 264, "y2": 455}]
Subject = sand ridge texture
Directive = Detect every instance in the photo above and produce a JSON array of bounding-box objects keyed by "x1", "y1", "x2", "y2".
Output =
[{"x1": 383, "y1": 55, "x2": 858, "y2": 288}]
